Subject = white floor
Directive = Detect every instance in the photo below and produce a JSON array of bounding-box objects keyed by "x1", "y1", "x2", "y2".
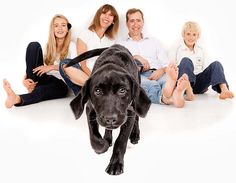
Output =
[
  {"x1": 1, "y1": 0, "x2": 236, "y2": 182},
  {"x1": 1, "y1": 84, "x2": 236, "y2": 182}
]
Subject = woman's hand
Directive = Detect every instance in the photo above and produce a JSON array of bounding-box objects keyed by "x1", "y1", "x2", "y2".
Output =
[
  {"x1": 22, "y1": 75, "x2": 38, "y2": 92},
  {"x1": 33, "y1": 65, "x2": 53, "y2": 76}
]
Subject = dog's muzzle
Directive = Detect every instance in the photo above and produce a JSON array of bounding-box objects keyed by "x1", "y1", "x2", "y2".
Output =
[{"x1": 97, "y1": 114, "x2": 127, "y2": 130}]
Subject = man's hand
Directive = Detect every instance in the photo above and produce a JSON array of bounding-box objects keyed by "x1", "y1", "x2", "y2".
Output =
[
  {"x1": 133, "y1": 55, "x2": 150, "y2": 71},
  {"x1": 148, "y1": 68, "x2": 165, "y2": 80}
]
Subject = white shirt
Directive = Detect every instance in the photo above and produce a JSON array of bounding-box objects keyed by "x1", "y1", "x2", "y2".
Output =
[
  {"x1": 168, "y1": 39, "x2": 207, "y2": 75},
  {"x1": 47, "y1": 41, "x2": 77, "y2": 79},
  {"x1": 78, "y1": 29, "x2": 115, "y2": 71},
  {"x1": 118, "y1": 34, "x2": 169, "y2": 69}
]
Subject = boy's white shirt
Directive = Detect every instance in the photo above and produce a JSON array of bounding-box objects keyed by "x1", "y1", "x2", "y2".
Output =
[{"x1": 168, "y1": 38, "x2": 210, "y2": 75}]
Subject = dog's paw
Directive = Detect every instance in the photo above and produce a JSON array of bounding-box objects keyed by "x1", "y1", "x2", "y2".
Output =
[
  {"x1": 93, "y1": 139, "x2": 110, "y2": 154},
  {"x1": 129, "y1": 131, "x2": 140, "y2": 144},
  {"x1": 105, "y1": 160, "x2": 124, "y2": 175}
]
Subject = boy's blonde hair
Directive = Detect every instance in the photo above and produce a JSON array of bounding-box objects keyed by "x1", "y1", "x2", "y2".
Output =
[
  {"x1": 182, "y1": 21, "x2": 201, "y2": 37},
  {"x1": 45, "y1": 14, "x2": 72, "y2": 65}
]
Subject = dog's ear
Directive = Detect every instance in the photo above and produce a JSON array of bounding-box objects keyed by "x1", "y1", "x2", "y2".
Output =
[
  {"x1": 70, "y1": 79, "x2": 90, "y2": 119},
  {"x1": 131, "y1": 78, "x2": 151, "y2": 118},
  {"x1": 133, "y1": 86, "x2": 151, "y2": 117}
]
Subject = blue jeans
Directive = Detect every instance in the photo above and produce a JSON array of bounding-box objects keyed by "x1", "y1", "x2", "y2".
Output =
[
  {"x1": 178, "y1": 57, "x2": 229, "y2": 94},
  {"x1": 16, "y1": 42, "x2": 68, "y2": 106},
  {"x1": 140, "y1": 70, "x2": 166, "y2": 104},
  {"x1": 59, "y1": 59, "x2": 82, "y2": 95}
]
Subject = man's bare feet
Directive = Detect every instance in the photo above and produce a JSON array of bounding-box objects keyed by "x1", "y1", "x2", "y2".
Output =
[
  {"x1": 172, "y1": 74, "x2": 189, "y2": 108},
  {"x1": 219, "y1": 90, "x2": 234, "y2": 99},
  {"x1": 162, "y1": 64, "x2": 178, "y2": 98},
  {"x1": 3, "y1": 79, "x2": 21, "y2": 108}
]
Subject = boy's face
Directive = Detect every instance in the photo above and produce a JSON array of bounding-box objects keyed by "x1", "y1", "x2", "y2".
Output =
[
  {"x1": 126, "y1": 12, "x2": 144, "y2": 38},
  {"x1": 183, "y1": 29, "x2": 199, "y2": 48}
]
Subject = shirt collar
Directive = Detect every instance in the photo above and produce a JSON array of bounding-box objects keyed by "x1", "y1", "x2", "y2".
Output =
[
  {"x1": 125, "y1": 32, "x2": 149, "y2": 41},
  {"x1": 180, "y1": 39, "x2": 201, "y2": 52}
]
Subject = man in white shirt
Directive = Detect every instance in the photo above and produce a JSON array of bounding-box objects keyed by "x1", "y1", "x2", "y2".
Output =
[{"x1": 119, "y1": 8, "x2": 193, "y2": 107}]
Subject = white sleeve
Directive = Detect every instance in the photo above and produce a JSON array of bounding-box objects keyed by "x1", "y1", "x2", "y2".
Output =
[
  {"x1": 68, "y1": 41, "x2": 77, "y2": 58},
  {"x1": 77, "y1": 29, "x2": 89, "y2": 43},
  {"x1": 155, "y1": 39, "x2": 170, "y2": 67},
  {"x1": 168, "y1": 44, "x2": 179, "y2": 64}
]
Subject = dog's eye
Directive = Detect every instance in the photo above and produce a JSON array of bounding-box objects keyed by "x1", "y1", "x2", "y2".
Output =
[
  {"x1": 118, "y1": 87, "x2": 127, "y2": 95},
  {"x1": 94, "y1": 88, "x2": 103, "y2": 96}
]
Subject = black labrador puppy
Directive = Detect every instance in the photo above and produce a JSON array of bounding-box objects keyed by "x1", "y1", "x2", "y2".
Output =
[{"x1": 66, "y1": 44, "x2": 151, "y2": 175}]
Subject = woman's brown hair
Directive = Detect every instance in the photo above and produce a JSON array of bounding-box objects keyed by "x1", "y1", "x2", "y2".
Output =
[{"x1": 88, "y1": 4, "x2": 119, "y2": 39}]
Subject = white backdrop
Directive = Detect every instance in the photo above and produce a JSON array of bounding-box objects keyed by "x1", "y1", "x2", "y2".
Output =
[
  {"x1": 0, "y1": 0, "x2": 236, "y2": 84},
  {"x1": 1, "y1": 0, "x2": 236, "y2": 182}
]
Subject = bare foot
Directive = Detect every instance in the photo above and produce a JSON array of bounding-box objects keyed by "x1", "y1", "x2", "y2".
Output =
[
  {"x1": 161, "y1": 95, "x2": 173, "y2": 105},
  {"x1": 3, "y1": 79, "x2": 21, "y2": 108},
  {"x1": 172, "y1": 74, "x2": 188, "y2": 108},
  {"x1": 162, "y1": 64, "x2": 178, "y2": 98},
  {"x1": 185, "y1": 77, "x2": 194, "y2": 101},
  {"x1": 219, "y1": 90, "x2": 234, "y2": 99}
]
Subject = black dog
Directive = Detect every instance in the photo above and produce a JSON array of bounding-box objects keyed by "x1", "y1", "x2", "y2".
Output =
[{"x1": 66, "y1": 44, "x2": 151, "y2": 175}]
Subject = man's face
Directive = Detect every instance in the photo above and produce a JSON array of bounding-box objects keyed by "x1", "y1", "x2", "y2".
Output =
[{"x1": 126, "y1": 12, "x2": 144, "y2": 38}]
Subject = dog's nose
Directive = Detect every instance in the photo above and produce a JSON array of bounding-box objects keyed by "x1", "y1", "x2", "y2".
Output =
[{"x1": 104, "y1": 114, "x2": 118, "y2": 125}]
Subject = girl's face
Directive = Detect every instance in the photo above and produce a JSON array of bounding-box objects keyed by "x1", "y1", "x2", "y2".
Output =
[
  {"x1": 183, "y1": 29, "x2": 199, "y2": 49},
  {"x1": 99, "y1": 10, "x2": 114, "y2": 29},
  {"x1": 53, "y1": 17, "x2": 68, "y2": 39}
]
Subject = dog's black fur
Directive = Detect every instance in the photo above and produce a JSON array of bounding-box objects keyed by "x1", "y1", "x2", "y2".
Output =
[{"x1": 67, "y1": 44, "x2": 151, "y2": 175}]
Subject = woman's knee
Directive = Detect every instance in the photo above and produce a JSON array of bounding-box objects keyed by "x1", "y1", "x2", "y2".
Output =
[
  {"x1": 27, "y1": 41, "x2": 41, "y2": 51},
  {"x1": 59, "y1": 59, "x2": 71, "y2": 77},
  {"x1": 59, "y1": 59, "x2": 71, "y2": 70}
]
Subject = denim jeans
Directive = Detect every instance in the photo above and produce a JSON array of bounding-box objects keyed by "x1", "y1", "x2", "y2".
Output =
[
  {"x1": 16, "y1": 42, "x2": 68, "y2": 106},
  {"x1": 140, "y1": 70, "x2": 166, "y2": 104},
  {"x1": 59, "y1": 59, "x2": 82, "y2": 95},
  {"x1": 178, "y1": 57, "x2": 229, "y2": 94}
]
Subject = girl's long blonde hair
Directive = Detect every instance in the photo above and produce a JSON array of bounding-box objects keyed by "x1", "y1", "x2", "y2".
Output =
[{"x1": 45, "y1": 14, "x2": 72, "y2": 65}]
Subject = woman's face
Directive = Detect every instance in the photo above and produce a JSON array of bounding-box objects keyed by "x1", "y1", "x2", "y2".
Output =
[
  {"x1": 99, "y1": 10, "x2": 114, "y2": 29},
  {"x1": 53, "y1": 17, "x2": 68, "y2": 39},
  {"x1": 183, "y1": 29, "x2": 199, "y2": 49}
]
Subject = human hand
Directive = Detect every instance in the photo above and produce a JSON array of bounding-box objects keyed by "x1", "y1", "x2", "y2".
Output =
[
  {"x1": 148, "y1": 69, "x2": 164, "y2": 80},
  {"x1": 33, "y1": 65, "x2": 52, "y2": 76},
  {"x1": 22, "y1": 75, "x2": 38, "y2": 92},
  {"x1": 133, "y1": 55, "x2": 150, "y2": 71}
]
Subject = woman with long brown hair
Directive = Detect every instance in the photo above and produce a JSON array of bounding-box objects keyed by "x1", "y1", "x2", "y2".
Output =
[{"x1": 59, "y1": 4, "x2": 119, "y2": 95}]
